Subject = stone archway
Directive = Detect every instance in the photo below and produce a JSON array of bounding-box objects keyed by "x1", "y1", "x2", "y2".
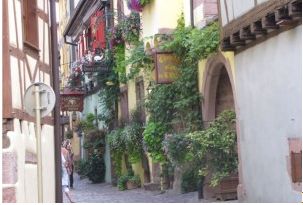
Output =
[{"x1": 201, "y1": 52, "x2": 244, "y2": 201}]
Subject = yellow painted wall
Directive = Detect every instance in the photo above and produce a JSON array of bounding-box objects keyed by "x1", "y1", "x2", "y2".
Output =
[
  {"x1": 126, "y1": 45, "x2": 145, "y2": 185},
  {"x1": 71, "y1": 133, "x2": 81, "y2": 160},
  {"x1": 142, "y1": 0, "x2": 183, "y2": 38},
  {"x1": 116, "y1": 0, "x2": 185, "y2": 185},
  {"x1": 198, "y1": 51, "x2": 236, "y2": 94}
]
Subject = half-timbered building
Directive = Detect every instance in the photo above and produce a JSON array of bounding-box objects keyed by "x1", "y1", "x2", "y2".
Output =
[{"x1": 2, "y1": 0, "x2": 59, "y2": 202}]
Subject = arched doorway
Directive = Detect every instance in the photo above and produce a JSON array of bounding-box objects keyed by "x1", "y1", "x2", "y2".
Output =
[{"x1": 202, "y1": 52, "x2": 242, "y2": 200}]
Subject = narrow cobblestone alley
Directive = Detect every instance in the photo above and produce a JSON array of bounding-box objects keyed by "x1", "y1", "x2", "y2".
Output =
[{"x1": 63, "y1": 174, "x2": 233, "y2": 203}]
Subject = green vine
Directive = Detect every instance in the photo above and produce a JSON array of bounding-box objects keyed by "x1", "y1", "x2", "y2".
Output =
[
  {"x1": 107, "y1": 109, "x2": 145, "y2": 175},
  {"x1": 145, "y1": 14, "x2": 220, "y2": 136}
]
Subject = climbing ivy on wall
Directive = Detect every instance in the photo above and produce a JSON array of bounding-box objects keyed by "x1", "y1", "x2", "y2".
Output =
[{"x1": 145, "y1": 14, "x2": 220, "y2": 134}]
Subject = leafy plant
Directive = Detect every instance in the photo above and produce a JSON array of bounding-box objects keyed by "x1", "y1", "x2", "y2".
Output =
[
  {"x1": 86, "y1": 152, "x2": 106, "y2": 183},
  {"x1": 113, "y1": 44, "x2": 127, "y2": 83},
  {"x1": 186, "y1": 110, "x2": 238, "y2": 187},
  {"x1": 74, "y1": 159, "x2": 90, "y2": 179},
  {"x1": 125, "y1": 41, "x2": 153, "y2": 81},
  {"x1": 163, "y1": 133, "x2": 191, "y2": 166},
  {"x1": 143, "y1": 122, "x2": 168, "y2": 162},
  {"x1": 110, "y1": 12, "x2": 141, "y2": 46},
  {"x1": 181, "y1": 168, "x2": 199, "y2": 193},
  {"x1": 123, "y1": 122, "x2": 144, "y2": 163},
  {"x1": 107, "y1": 128, "x2": 126, "y2": 177},
  {"x1": 117, "y1": 174, "x2": 130, "y2": 191},
  {"x1": 117, "y1": 173, "x2": 141, "y2": 191},
  {"x1": 83, "y1": 129, "x2": 106, "y2": 156},
  {"x1": 78, "y1": 113, "x2": 96, "y2": 133},
  {"x1": 122, "y1": 12, "x2": 141, "y2": 44}
]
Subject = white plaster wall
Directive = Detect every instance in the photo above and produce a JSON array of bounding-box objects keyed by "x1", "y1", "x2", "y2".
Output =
[
  {"x1": 8, "y1": 0, "x2": 23, "y2": 49},
  {"x1": 183, "y1": 0, "x2": 192, "y2": 27},
  {"x1": 10, "y1": 56, "x2": 22, "y2": 109},
  {"x1": 83, "y1": 92, "x2": 112, "y2": 183},
  {"x1": 3, "y1": 120, "x2": 56, "y2": 202},
  {"x1": 232, "y1": 0, "x2": 254, "y2": 19},
  {"x1": 219, "y1": 0, "x2": 255, "y2": 26},
  {"x1": 257, "y1": 0, "x2": 269, "y2": 4},
  {"x1": 235, "y1": 26, "x2": 302, "y2": 202}
]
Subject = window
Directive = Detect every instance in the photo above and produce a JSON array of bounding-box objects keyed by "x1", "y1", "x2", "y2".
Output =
[
  {"x1": 135, "y1": 79, "x2": 146, "y2": 123},
  {"x1": 291, "y1": 151, "x2": 302, "y2": 183},
  {"x1": 23, "y1": 0, "x2": 39, "y2": 49},
  {"x1": 120, "y1": 87, "x2": 129, "y2": 124}
]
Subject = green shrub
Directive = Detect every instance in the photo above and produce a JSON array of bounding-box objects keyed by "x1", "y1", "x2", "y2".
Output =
[
  {"x1": 117, "y1": 174, "x2": 129, "y2": 191},
  {"x1": 74, "y1": 159, "x2": 89, "y2": 179},
  {"x1": 143, "y1": 122, "x2": 167, "y2": 163},
  {"x1": 181, "y1": 168, "x2": 199, "y2": 193},
  {"x1": 117, "y1": 173, "x2": 141, "y2": 191},
  {"x1": 86, "y1": 152, "x2": 106, "y2": 183},
  {"x1": 186, "y1": 110, "x2": 237, "y2": 187}
]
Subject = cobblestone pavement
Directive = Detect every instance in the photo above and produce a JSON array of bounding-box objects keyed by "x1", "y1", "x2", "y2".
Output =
[{"x1": 63, "y1": 173, "x2": 237, "y2": 203}]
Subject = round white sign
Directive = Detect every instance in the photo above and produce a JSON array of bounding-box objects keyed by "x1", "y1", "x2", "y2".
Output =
[{"x1": 24, "y1": 82, "x2": 56, "y2": 117}]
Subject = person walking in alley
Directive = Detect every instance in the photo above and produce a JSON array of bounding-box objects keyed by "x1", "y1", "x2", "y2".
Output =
[
  {"x1": 64, "y1": 139, "x2": 74, "y2": 189},
  {"x1": 62, "y1": 141, "x2": 74, "y2": 203}
]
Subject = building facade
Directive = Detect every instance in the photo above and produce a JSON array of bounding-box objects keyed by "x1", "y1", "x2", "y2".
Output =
[
  {"x1": 2, "y1": 0, "x2": 58, "y2": 202},
  {"x1": 198, "y1": 0, "x2": 302, "y2": 202}
]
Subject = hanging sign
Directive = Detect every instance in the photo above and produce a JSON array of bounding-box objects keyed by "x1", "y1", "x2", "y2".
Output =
[
  {"x1": 154, "y1": 51, "x2": 180, "y2": 84},
  {"x1": 60, "y1": 88, "x2": 84, "y2": 112}
]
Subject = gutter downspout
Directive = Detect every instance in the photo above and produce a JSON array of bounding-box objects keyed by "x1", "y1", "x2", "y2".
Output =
[
  {"x1": 190, "y1": 0, "x2": 194, "y2": 27},
  {"x1": 50, "y1": 0, "x2": 63, "y2": 202}
]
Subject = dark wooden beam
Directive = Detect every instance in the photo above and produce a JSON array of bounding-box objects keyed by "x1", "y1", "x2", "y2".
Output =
[
  {"x1": 240, "y1": 27, "x2": 256, "y2": 41},
  {"x1": 288, "y1": 0, "x2": 302, "y2": 19},
  {"x1": 262, "y1": 14, "x2": 279, "y2": 30},
  {"x1": 250, "y1": 20, "x2": 267, "y2": 36},
  {"x1": 221, "y1": 37, "x2": 235, "y2": 51},
  {"x1": 230, "y1": 32, "x2": 246, "y2": 47},
  {"x1": 275, "y1": 6, "x2": 293, "y2": 26}
]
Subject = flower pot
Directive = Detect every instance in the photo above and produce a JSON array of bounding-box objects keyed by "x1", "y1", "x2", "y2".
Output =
[
  {"x1": 215, "y1": 175, "x2": 238, "y2": 201},
  {"x1": 126, "y1": 181, "x2": 140, "y2": 190}
]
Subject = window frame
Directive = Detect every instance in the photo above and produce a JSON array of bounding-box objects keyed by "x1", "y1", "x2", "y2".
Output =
[{"x1": 22, "y1": 0, "x2": 39, "y2": 51}]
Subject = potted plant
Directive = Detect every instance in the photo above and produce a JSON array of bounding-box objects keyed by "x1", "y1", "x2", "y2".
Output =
[{"x1": 126, "y1": 175, "x2": 141, "y2": 189}]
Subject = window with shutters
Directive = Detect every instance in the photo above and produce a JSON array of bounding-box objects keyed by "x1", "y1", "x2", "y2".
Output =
[
  {"x1": 291, "y1": 151, "x2": 302, "y2": 183},
  {"x1": 136, "y1": 79, "x2": 146, "y2": 123},
  {"x1": 23, "y1": 0, "x2": 39, "y2": 50}
]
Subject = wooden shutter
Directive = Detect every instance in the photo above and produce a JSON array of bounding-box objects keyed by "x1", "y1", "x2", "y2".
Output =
[
  {"x1": 23, "y1": 0, "x2": 39, "y2": 48},
  {"x1": 96, "y1": 10, "x2": 106, "y2": 49},
  {"x1": 136, "y1": 79, "x2": 146, "y2": 123},
  {"x1": 291, "y1": 151, "x2": 302, "y2": 183},
  {"x1": 120, "y1": 88, "x2": 129, "y2": 124}
]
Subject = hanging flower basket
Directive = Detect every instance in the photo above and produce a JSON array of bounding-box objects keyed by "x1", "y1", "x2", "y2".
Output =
[
  {"x1": 127, "y1": 0, "x2": 143, "y2": 12},
  {"x1": 67, "y1": 67, "x2": 84, "y2": 88}
]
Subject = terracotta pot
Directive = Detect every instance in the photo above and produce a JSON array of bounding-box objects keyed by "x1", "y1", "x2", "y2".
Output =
[{"x1": 126, "y1": 181, "x2": 139, "y2": 190}]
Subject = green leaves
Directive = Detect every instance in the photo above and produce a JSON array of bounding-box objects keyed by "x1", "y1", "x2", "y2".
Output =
[
  {"x1": 185, "y1": 110, "x2": 238, "y2": 187},
  {"x1": 143, "y1": 122, "x2": 168, "y2": 162}
]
